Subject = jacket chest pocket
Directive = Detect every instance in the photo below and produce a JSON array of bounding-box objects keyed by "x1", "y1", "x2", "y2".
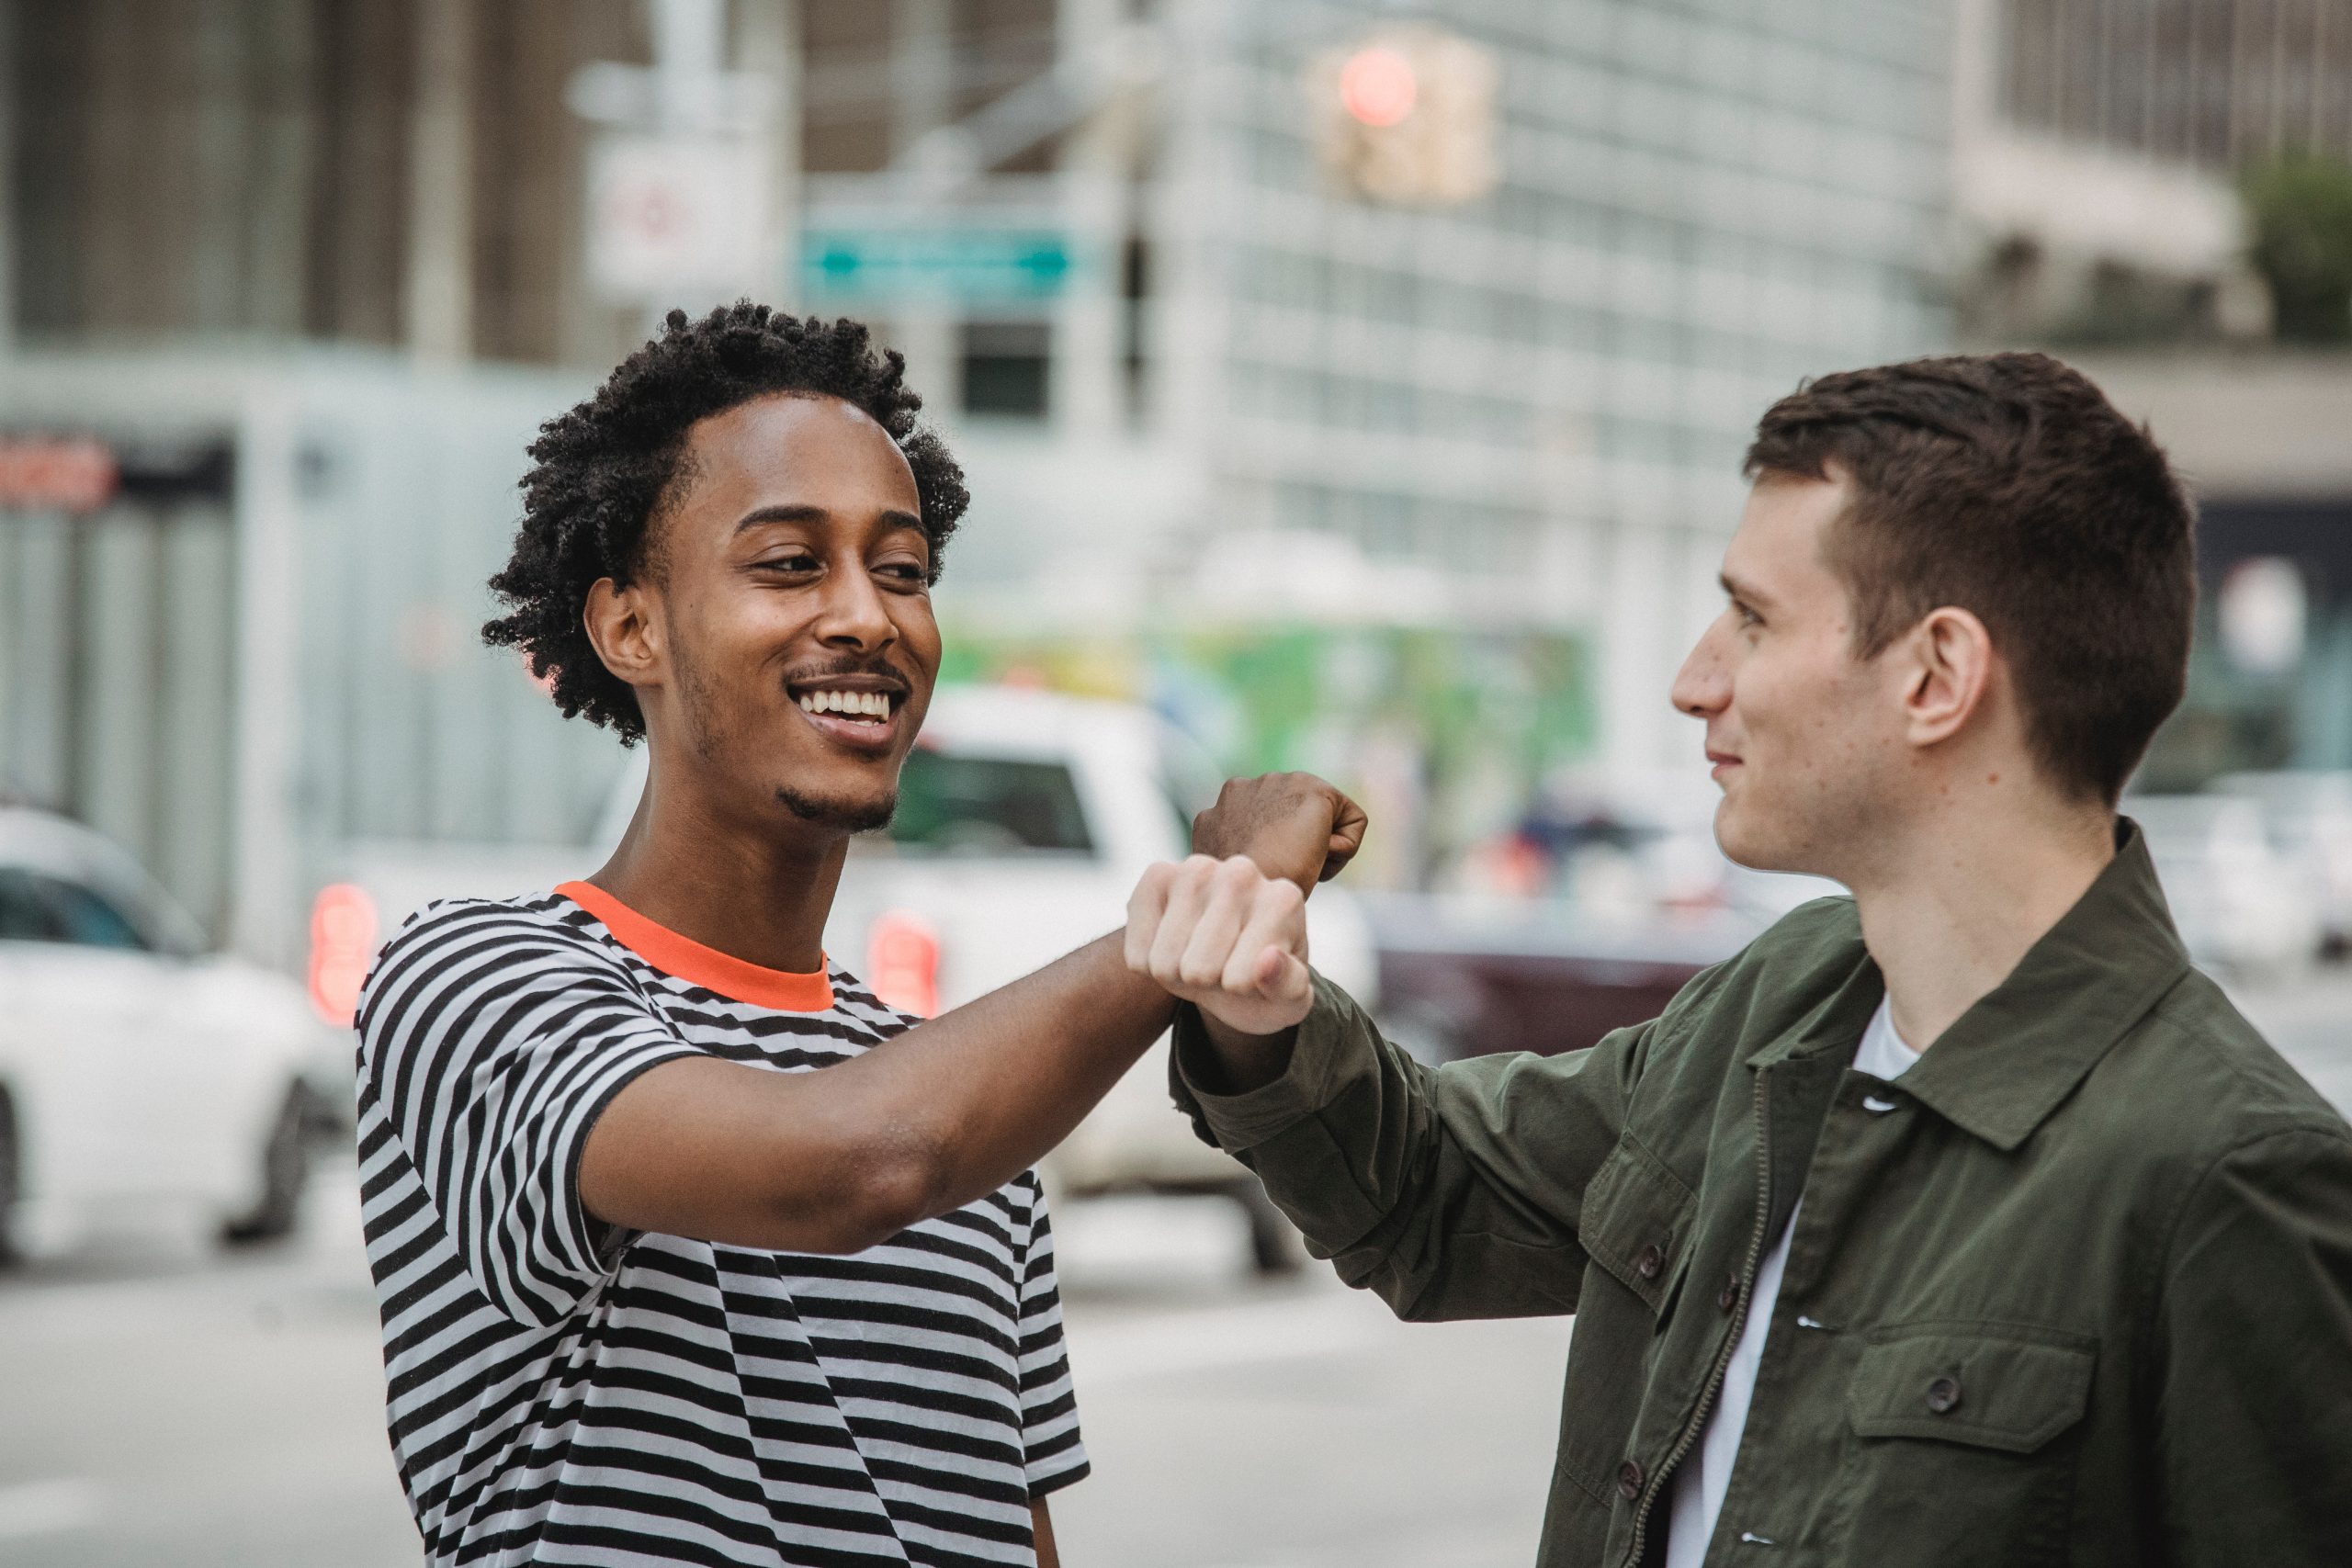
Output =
[
  {"x1": 1833, "y1": 1325, "x2": 2097, "y2": 1568},
  {"x1": 1579, "y1": 1135, "x2": 1696, "y2": 1316}
]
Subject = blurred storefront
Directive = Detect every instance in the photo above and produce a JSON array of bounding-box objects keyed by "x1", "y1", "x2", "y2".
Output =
[{"x1": 0, "y1": 355, "x2": 621, "y2": 964}]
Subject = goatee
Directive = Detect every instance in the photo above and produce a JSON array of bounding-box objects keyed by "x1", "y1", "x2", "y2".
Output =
[{"x1": 775, "y1": 785, "x2": 897, "y2": 835}]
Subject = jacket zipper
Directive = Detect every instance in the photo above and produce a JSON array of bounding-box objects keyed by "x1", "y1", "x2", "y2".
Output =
[{"x1": 1623, "y1": 1065, "x2": 1775, "y2": 1568}]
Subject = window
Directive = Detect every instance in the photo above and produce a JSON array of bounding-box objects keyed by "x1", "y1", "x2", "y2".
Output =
[
  {"x1": 887, "y1": 751, "x2": 1095, "y2": 855},
  {"x1": 0, "y1": 869, "x2": 151, "y2": 950},
  {"x1": 960, "y1": 321, "x2": 1051, "y2": 419}
]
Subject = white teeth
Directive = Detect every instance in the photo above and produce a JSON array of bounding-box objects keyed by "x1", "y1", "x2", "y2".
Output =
[{"x1": 798, "y1": 689, "x2": 891, "y2": 720}]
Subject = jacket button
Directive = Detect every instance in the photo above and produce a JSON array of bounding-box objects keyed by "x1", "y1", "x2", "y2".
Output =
[
  {"x1": 1616, "y1": 1460, "x2": 1644, "y2": 1501},
  {"x1": 1717, "y1": 1276, "x2": 1739, "y2": 1314},
  {"x1": 1635, "y1": 1244, "x2": 1665, "y2": 1280},
  {"x1": 1926, "y1": 1376, "x2": 1962, "y2": 1415}
]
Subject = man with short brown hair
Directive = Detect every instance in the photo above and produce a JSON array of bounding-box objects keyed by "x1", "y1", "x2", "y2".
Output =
[{"x1": 1136, "y1": 354, "x2": 2352, "y2": 1565}]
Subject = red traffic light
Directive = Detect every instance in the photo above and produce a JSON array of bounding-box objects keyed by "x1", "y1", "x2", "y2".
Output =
[{"x1": 1339, "y1": 46, "x2": 1418, "y2": 127}]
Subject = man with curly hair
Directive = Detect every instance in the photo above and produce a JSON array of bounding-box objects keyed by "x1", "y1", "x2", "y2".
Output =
[{"x1": 354, "y1": 303, "x2": 1362, "y2": 1568}]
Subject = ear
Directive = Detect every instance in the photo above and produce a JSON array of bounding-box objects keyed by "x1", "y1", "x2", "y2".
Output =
[
  {"x1": 583, "y1": 576, "x2": 665, "y2": 695},
  {"x1": 1898, "y1": 605, "x2": 1995, "y2": 748}
]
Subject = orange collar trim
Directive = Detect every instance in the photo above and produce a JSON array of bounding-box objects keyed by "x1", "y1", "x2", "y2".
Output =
[{"x1": 557, "y1": 881, "x2": 835, "y2": 1013}]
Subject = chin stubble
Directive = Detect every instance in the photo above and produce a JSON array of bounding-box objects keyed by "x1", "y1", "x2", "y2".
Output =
[{"x1": 775, "y1": 784, "x2": 899, "y2": 835}]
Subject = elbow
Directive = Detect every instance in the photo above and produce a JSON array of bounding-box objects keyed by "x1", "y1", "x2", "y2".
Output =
[{"x1": 801, "y1": 1129, "x2": 953, "y2": 1254}]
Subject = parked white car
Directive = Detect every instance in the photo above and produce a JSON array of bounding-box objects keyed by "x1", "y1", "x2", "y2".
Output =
[
  {"x1": 2126, "y1": 794, "x2": 2325, "y2": 980},
  {"x1": 332, "y1": 685, "x2": 1382, "y2": 1271},
  {"x1": 0, "y1": 807, "x2": 345, "y2": 1261}
]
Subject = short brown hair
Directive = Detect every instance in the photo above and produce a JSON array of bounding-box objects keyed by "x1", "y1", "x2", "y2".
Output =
[{"x1": 1746, "y1": 352, "x2": 2194, "y2": 805}]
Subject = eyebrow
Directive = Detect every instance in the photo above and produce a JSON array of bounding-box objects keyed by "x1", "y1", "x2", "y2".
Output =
[
  {"x1": 1720, "y1": 570, "x2": 1776, "y2": 609},
  {"x1": 732, "y1": 503, "x2": 927, "y2": 537}
]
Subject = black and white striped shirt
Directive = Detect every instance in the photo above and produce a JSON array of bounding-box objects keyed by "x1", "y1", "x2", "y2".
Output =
[{"x1": 355, "y1": 885, "x2": 1087, "y2": 1567}]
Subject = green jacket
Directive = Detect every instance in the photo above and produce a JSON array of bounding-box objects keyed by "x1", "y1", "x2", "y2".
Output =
[{"x1": 1170, "y1": 828, "x2": 2352, "y2": 1566}]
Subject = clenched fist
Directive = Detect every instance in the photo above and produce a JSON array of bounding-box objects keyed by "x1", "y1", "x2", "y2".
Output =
[
  {"x1": 1190, "y1": 773, "x2": 1367, "y2": 895},
  {"x1": 1125, "y1": 854, "x2": 1312, "y2": 1038}
]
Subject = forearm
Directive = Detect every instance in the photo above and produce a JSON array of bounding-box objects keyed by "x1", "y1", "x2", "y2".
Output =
[
  {"x1": 864, "y1": 931, "x2": 1175, "y2": 1221},
  {"x1": 1170, "y1": 978, "x2": 1611, "y2": 1321}
]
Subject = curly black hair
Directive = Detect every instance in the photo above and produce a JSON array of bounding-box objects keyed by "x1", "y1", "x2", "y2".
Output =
[{"x1": 482, "y1": 301, "x2": 969, "y2": 741}]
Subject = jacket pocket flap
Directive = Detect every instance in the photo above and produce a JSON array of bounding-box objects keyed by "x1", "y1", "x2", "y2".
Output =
[
  {"x1": 1848, "y1": 1326, "x2": 2096, "y2": 1453},
  {"x1": 1580, "y1": 1136, "x2": 1696, "y2": 1313}
]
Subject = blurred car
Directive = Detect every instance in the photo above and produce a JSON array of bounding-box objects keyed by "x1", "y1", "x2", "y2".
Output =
[
  {"x1": 329, "y1": 685, "x2": 1382, "y2": 1273},
  {"x1": 2208, "y1": 770, "x2": 2352, "y2": 953},
  {"x1": 0, "y1": 807, "x2": 345, "y2": 1261},
  {"x1": 2125, "y1": 794, "x2": 2324, "y2": 980},
  {"x1": 1382, "y1": 766, "x2": 1843, "y2": 1065}
]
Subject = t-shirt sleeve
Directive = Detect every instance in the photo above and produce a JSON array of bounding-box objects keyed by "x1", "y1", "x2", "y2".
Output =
[
  {"x1": 355, "y1": 899, "x2": 702, "y2": 1327},
  {"x1": 1013, "y1": 1172, "x2": 1090, "y2": 1496}
]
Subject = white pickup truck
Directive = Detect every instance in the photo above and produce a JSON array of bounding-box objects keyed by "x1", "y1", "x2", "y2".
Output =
[{"x1": 326, "y1": 685, "x2": 1381, "y2": 1270}]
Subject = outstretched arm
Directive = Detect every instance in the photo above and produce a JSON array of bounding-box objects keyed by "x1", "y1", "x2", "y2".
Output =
[
  {"x1": 579, "y1": 775, "x2": 1364, "y2": 1256},
  {"x1": 1129, "y1": 795, "x2": 1644, "y2": 1324}
]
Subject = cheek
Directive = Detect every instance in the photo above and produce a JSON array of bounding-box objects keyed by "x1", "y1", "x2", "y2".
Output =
[
  {"x1": 895, "y1": 597, "x2": 943, "y2": 671},
  {"x1": 1735, "y1": 649, "x2": 1859, "y2": 763}
]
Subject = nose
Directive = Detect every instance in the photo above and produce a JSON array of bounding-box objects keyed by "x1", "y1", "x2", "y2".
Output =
[
  {"x1": 812, "y1": 550, "x2": 895, "y2": 652},
  {"x1": 1672, "y1": 614, "x2": 1732, "y2": 719}
]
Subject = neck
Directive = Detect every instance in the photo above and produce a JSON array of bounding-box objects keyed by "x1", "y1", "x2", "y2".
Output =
[
  {"x1": 1844, "y1": 783, "x2": 2115, "y2": 1050},
  {"x1": 588, "y1": 747, "x2": 846, "y2": 974}
]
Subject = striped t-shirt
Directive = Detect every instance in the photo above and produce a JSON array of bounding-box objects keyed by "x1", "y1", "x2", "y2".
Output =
[{"x1": 355, "y1": 882, "x2": 1087, "y2": 1567}]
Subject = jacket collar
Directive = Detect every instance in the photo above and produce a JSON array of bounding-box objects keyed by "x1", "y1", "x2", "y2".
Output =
[{"x1": 1745, "y1": 820, "x2": 2189, "y2": 1152}]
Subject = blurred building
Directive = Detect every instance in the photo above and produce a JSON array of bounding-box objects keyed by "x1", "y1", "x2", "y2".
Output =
[
  {"x1": 1954, "y1": 0, "x2": 2352, "y2": 343},
  {"x1": 914, "y1": 0, "x2": 1954, "y2": 788},
  {"x1": 1949, "y1": 0, "x2": 2352, "y2": 784},
  {"x1": 0, "y1": 0, "x2": 1955, "y2": 953}
]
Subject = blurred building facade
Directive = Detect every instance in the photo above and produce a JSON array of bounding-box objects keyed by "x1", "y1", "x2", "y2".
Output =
[
  {"x1": 1949, "y1": 0, "x2": 2352, "y2": 784},
  {"x1": 1955, "y1": 0, "x2": 2352, "y2": 343},
  {"x1": 0, "y1": 0, "x2": 1954, "y2": 953}
]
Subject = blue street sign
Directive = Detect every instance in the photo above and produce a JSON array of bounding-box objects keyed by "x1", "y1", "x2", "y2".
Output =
[{"x1": 798, "y1": 228, "x2": 1075, "y2": 303}]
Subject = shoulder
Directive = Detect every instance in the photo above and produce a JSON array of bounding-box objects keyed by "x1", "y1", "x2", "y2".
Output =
[
  {"x1": 2113, "y1": 968, "x2": 2350, "y2": 1159},
  {"x1": 366, "y1": 891, "x2": 628, "y2": 993},
  {"x1": 1655, "y1": 895, "x2": 1865, "y2": 1040},
  {"x1": 357, "y1": 892, "x2": 640, "y2": 1045},
  {"x1": 2059, "y1": 968, "x2": 2352, "y2": 1269}
]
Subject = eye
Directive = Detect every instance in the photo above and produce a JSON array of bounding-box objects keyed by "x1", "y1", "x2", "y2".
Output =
[
  {"x1": 754, "y1": 550, "x2": 820, "y2": 576},
  {"x1": 1733, "y1": 599, "x2": 1762, "y2": 628},
  {"x1": 875, "y1": 555, "x2": 931, "y2": 585}
]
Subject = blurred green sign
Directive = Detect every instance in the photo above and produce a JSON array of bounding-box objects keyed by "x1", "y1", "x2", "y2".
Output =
[{"x1": 799, "y1": 228, "x2": 1073, "y2": 303}]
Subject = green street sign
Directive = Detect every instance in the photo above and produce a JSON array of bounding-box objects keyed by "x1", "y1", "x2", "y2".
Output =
[{"x1": 798, "y1": 228, "x2": 1075, "y2": 303}]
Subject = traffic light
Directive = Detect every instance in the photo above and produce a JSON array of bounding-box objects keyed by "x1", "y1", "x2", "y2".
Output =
[{"x1": 1308, "y1": 25, "x2": 1501, "y2": 207}]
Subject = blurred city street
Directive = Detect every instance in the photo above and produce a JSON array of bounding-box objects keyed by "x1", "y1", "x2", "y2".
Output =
[
  {"x1": 2, "y1": 970, "x2": 2346, "y2": 1568},
  {"x1": 6, "y1": 1, "x2": 2352, "y2": 1563}
]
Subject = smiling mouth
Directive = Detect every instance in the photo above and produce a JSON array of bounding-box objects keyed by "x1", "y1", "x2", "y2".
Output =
[
  {"x1": 786, "y1": 679, "x2": 910, "y2": 751},
  {"x1": 795, "y1": 687, "x2": 899, "y2": 726}
]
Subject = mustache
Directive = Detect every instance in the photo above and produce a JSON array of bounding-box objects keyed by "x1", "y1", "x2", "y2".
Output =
[{"x1": 780, "y1": 657, "x2": 910, "y2": 694}]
